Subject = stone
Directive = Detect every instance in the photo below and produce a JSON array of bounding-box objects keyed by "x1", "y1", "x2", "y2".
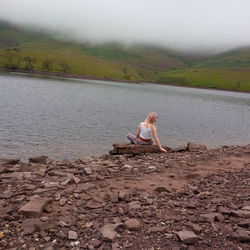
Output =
[
  {"x1": 108, "y1": 191, "x2": 119, "y2": 203},
  {"x1": 57, "y1": 230, "x2": 67, "y2": 239},
  {"x1": 187, "y1": 223, "x2": 202, "y2": 234},
  {"x1": 100, "y1": 224, "x2": 117, "y2": 241},
  {"x1": 231, "y1": 229, "x2": 250, "y2": 242},
  {"x1": 84, "y1": 167, "x2": 93, "y2": 175},
  {"x1": 128, "y1": 201, "x2": 141, "y2": 210},
  {"x1": 68, "y1": 230, "x2": 78, "y2": 240},
  {"x1": 29, "y1": 156, "x2": 48, "y2": 164},
  {"x1": 73, "y1": 175, "x2": 81, "y2": 184},
  {"x1": 0, "y1": 158, "x2": 20, "y2": 165},
  {"x1": 59, "y1": 198, "x2": 67, "y2": 206},
  {"x1": 19, "y1": 196, "x2": 52, "y2": 217},
  {"x1": 89, "y1": 239, "x2": 101, "y2": 248},
  {"x1": 148, "y1": 226, "x2": 167, "y2": 234},
  {"x1": 61, "y1": 179, "x2": 71, "y2": 186},
  {"x1": 112, "y1": 242, "x2": 120, "y2": 250},
  {"x1": 110, "y1": 144, "x2": 170, "y2": 155},
  {"x1": 54, "y1": 193, "x2": 61, "y2": 201},
  {"x1": 79, "y1": 157, "x2": 93, "y2": 164},
  {"x1": 118, "y1": 191, "x2": 129, "y2": 200},
  {"x1": 217, "y1": 206, "x2": 231, "y2": 215},
  {"x1": 44, "y1": 182, "x2": 59, "y2": 188},
  {"x1": 200, "y1": 213, "x2": 224, "y2": 223},
  {"x1": 124, "y1": 218, "x2": 141, "y2": 231},
  {"x1": 232, "y1": 210, "x2": 250, "y2": 218},
  {"x1": 187, "y1": 142, "x2": 207, "y2": 151},
  {"x1": 32, "y1": 188, "x2": 57, "y2": 194},
  {"x1": 1, "y1": 172, "x2": 32, "y2": 181},
  {"x1": 211, "y1": 198, "x2": 227, "y2": 204},
  {"x1": 242, "y1": 206, "x2": 250, "y2": 211},
  {"x1": 177, "y1": 231, "x2": 199, "y2": 244},
  {"x1": 238, "y1": 219, "x2": 250, "y2": 228},
  {"x1": 21, "y1": 219, "x2": 40, "y2": 235},
  {"x1": 154, "y1": 186, "x2": 171, "y2": 193},
  {"x1": 81, "y1": 183, "x2": 97, "y2": 191},
  {"x1": 73, "y1": 193, "x2": 80, "y2": 199}
]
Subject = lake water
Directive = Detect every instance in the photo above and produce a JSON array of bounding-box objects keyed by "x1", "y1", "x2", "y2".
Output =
[{"x1": 0, "y1": 73, "x2": 250, "y2": 160}]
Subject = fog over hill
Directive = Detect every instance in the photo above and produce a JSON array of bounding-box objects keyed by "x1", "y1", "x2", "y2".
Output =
[{"x1": 1, "y1": 0, "x2": 250, "y2": 54}]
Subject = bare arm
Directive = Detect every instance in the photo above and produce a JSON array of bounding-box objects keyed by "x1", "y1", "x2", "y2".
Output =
[{"x1": 151, "y1": 125, "x2": 167, "y2": 152}]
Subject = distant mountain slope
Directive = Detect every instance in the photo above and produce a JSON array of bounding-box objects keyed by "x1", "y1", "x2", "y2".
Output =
[
  {"x1": 0, "y1": 20, "x2": 250, "y2": 91},
  {"x1": 194, "y1": 47, "x2": 250, "y2": 68},
  {"x1": 0, "y1": 20, "x2": 47, "y2": 46},
  {"x1": 0, "y1": 20, "x2": 205, "y2": 82}
]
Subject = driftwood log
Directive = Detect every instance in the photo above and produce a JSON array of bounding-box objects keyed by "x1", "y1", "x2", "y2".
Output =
[
  {"x1": 110, "y1": 142, "x2": 207, "y2": 155},
  {"x1": 110, "y1": 144, "x2": 171, "y2": 155}
]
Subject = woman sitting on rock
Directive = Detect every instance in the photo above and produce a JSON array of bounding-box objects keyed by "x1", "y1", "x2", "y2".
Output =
[{"x1": 127, "y1": 112, "x2": 167, "y2": 152}]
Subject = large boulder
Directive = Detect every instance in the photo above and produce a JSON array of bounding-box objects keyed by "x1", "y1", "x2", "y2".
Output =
[
  {"x1": 187, "y1": 142, "x2": 207, "y2": 151},
  {"x1": 110, "y1": 144, "x2": 170, "y2": 155}
]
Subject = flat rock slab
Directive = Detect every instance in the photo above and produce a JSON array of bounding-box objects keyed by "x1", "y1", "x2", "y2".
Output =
[
  {"x1": 110, "y1": 144, "x2": 170, "y2": 155},
  {"x1": 19, "y1": 195, "x2": 52, "y2": 217},
  {"x1": 68, "y1": 230, "x2": 78, "y2": 240},
  {"x1": 100, "y1": 224, "x2": 117, "y2": 241},
  {"x1": 231, "y1": 229, "x2": 250, "y2": 242},
  {"x1": 187, "y1": 142, "x2": 207, "y2": 151},
  {"x1": 124, "y1": 218, "x2": 141, "y2": 231},
  {"x1": 177, "y1": 230, "x2": 199, "y2": 244},
  {"x1": 0, "y1": 158, "x2": 20, "y2": 165},
  {"x1": 232, "y1": 210, "x2": 250, "y2": 218},
  {"x1": 29, "y1": 156, "x2": 48, "y2": 164}
]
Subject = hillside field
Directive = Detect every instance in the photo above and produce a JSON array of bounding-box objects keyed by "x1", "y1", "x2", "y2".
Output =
[{"x1": 0, "y1": 20, "x2": 250, "y2": 91}]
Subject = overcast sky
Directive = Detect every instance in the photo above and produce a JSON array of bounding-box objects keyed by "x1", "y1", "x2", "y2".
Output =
[{"x1": 1, "y1": 0, "x2": 250, "y2": 53}]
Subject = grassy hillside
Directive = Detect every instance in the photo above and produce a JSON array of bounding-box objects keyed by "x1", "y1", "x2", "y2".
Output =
[
  {"x1": 157, "y1": 69, "x2": 250, "y2": 91},
  {"x1": 194, "y1": 47, "x2": 250, "y2": 69},
  {"x1": 0, "y1": 20, "x2": 197, "y2": 82},
  {"x1": 0, "y1": 20, "x2": 250, "y2": 91}
]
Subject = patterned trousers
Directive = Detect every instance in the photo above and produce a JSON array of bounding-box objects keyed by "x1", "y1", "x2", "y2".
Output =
[{"x1": 127, "y1": 133, "x2": 153, "y2": 145}]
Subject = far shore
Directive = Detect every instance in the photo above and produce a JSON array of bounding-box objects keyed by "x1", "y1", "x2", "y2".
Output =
[{"x1": 1, "y1": 67, "x2": 250, "y2": 94}]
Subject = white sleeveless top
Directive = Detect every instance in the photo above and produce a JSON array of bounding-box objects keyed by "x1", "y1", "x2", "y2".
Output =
[{"x1": 139, "y1": 122, "x2": 152, "y2": 140}]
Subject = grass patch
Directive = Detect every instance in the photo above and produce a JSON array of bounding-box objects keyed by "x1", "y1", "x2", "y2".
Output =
[
  {"x1": 82, "y1": 47, "x2": 141, "y2": 60},
  {"x1": 157, "y1": 69, "x2": 250, "y2": 91}
]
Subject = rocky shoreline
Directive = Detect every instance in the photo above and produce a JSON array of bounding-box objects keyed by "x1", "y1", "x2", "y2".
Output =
[{"x1": 0, "y1": 144, "x2": 250, "y2": 249}]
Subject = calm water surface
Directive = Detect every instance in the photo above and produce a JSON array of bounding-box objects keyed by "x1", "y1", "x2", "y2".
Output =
[{"x1": 0, "y1": 73, "x2": 250, "y2": 160}]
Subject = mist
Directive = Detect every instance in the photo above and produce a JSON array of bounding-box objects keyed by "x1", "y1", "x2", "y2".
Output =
[{"x1": 1, "y1": 0, "x2": 250, "y2": 53}]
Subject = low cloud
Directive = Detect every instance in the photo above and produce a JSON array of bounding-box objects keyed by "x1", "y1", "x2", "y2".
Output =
[{"x1": 1, "y1": 0, "x2": 250, "y2": 53}]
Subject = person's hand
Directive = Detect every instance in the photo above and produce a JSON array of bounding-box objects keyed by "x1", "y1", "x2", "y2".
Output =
[{"x1": 160, "y1": 147, "x2": 167, "y2": 153}]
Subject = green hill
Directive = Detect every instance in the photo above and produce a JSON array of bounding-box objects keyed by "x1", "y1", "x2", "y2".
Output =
[
  {"x1": 157, "y1": 48, "x2": 250, "y2": 91},
  {"x1": 0, "y1": 20, "x2": 199, "y2": 82},
  {"x1": 0, "y1": 20, "x2": 250, "y2": 91},
  {"x1": 194, "y1": 47, "x2": 250, "y2": 68}
]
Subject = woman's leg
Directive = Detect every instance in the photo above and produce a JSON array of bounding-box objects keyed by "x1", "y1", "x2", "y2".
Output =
[
  {"x1": 127, "y1": 134, "x2": 153, "y2": 145},
  {"x1": 127, "y1": 133, "x2": 141, "y2": 144}
]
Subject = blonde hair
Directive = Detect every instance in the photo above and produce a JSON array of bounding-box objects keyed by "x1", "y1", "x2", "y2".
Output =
[{"x1": 145, "y1": 112, "x2": 157, "y2": 124}]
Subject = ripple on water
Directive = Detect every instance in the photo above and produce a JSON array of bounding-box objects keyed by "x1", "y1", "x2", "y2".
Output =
[{"x1": 0, "y1": 73, "x2": 250, "y2": 160}]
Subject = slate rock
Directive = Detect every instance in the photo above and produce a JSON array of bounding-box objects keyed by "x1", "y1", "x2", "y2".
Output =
[
  {"x1": 29, "y1": 156, "x2": 48, "y2": 164},
  {"x1": 187, "y1": 142, "x2": 207, "y2": 151},
  {"x1": 177, "y1": 230, "x2": 199, "y2": 244},
  {"x1": 19, "y1": 196, "x2": 52, "y2": 217},
  {"x1": 100, "y1": 224, "x2": 117, "y2": 241},
  {"x1": 231, "y1": 229, "x2": 250, "y2": 242},
  {"x1": 0, "y1": 158, "x2": 20, "y2": 165},
  {"x1": 124, "y1": 218, "x2": 141, "y2": 231},
  {"x1": 238, "y1": 219, "x2": 250, "y2": 228},
  {"x1": 68, "y1": 230, "x2": 78, "y2": 240},
  {"x1": 232, "y1": 210, "x2": 250, "y2": 218}
]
